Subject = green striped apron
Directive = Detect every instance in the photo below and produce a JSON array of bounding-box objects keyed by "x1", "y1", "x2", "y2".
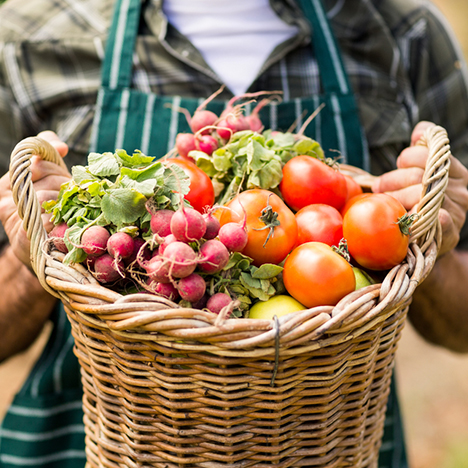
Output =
[
  {"x1": 89, "y1": 0, "x2": 369, "y2": 169},
  {"x1": 0, "y1": 0, "x2": 407, "y2": 466}
]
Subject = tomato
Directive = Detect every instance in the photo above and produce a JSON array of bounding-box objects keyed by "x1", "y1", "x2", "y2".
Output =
[
  {"x1": 342, "y1": 193, "x2": 410, "y2": 271},
  {"x1": 217, "y1": 189, "x2": 297, "y2": 266},
  {"x1": 248, "y1": 295, "x2": 306, "y2": 319},
  {"x1": 343, "y1": 174, "x2": 363, "y2": 203},
  {"x1": 279, "y1": 155, "x2": 348, "y2": 212},
  {"x1": 295, "y1": 204, "x2": 343, "y2": 248},
  {"x1": 340, "y1": 192, "x2": 371, "y2": 216},
  {"x1": 283, "y1": 242, "x2": 355, "y2": 308},
  {"x1": 164, "y1": 158, "x2": 215, "y2": 213}
]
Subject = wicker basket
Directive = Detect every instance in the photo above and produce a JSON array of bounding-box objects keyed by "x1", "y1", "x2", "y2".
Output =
[{"x1": 9, "y1": 126, "x2": 451, "y2": 467}]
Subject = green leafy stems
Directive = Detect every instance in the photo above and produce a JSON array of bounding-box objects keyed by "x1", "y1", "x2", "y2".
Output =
[
  {"x1": 189, "y1": 130, "x2": 325, "y2": 206},
  {"x1": 43, "y1": 149, "x2": 190, "y2": 264},
  {"x1": 187, "y1": 252, "x2": 284, "y2": 317}
]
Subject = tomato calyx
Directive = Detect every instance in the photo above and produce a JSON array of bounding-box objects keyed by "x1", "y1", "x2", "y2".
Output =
[
  {"x1": 254, "y1": 195, "x2": 281, "y2": 247},
  {"x1": 332, "y1": 238, "x2": 351, "y2": 263},
  {"x1": 323, "y1": 156, "x2": 341, "y2": 170},
  {"x1": 397, "y1": 213, "x2": 418, "y2": 236}
]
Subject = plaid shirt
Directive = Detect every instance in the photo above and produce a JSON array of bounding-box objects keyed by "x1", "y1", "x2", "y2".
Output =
[
  {"x1": 1, "y1": 0, "x2": 468, "y2": 467},
  {"x1": 1, "y1": 0, "x2": 468, "y2": 178}
]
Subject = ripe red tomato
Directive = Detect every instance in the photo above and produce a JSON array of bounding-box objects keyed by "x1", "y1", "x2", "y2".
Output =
[
  {"x1": 279, "y1": 155, "x2": 348, "y2": 212},
  {"x1": 340, "y1": 192, "x2": 371, "y2": 217},
  {"x1": 342, "y1": 193, "x2": 410, "y2": 270},
  {"x1": 343, "y1": 174, "x2": 363, "y2": 203},
  {"x1": 217, "y1": 189, "x2": 297, "y2": 266},
  {"x1": 164, "y1": 158, "x2": 215, "y2": 213},
  {"x1": 295, "y1": 204, "x2": 343, "y2": 248},
  {"x1": 283, "y1": 242, "x2": 355, "y2": 308}
]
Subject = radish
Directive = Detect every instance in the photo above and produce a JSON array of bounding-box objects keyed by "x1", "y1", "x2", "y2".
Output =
[
  {"x1": 206, "y1": 292, "x2": 233, "y2": 315},
  {"x1": 191, "y1": 292, "x2": 209, "y2": 310},
  {"x1": 93, "y1": 253, "x2": 123, "y2": 283},
  {"x1": 190, "y1": 110, "x2": 218, "y2": 135},
  {"x1": 149, "y1": 281, "x2": 179, "y2": 301},
  {"x1": 145, "y1": 256, "x2": 171, "y2": 283},
  {"x1": 195, "y1": 134, "x2": 218, "y2": 155},
  {"x1": 86, "y1": 256, "x2": 96, "y2": 271},
  {"x1": 170, "y1": 206, "x2": 206, "y2": 242},
  {"x1": 161, "y1": 241, "x2": 197, "y2": 278},
  {"x1": 107, "y1": 232, "x2": 134, "y2": 260},
  {"x1": 158, "y1": 233, "x2": 177, "y2": 255},
  {"x1": 177, "y1": 273, "x2": 206, "y2": 303},
  {"x1": 150, "y1": 209, "x2": 174, "y2": 238},
  {"x1": 81, "y1": 225, "x2": 110, "y2": 257},
  {"x1": 198, "y1": 239, "x2": 230, "y2": 274},
  {"x1": 203, "y1": 213, "x2": 220, "y2": 240},
  {"x1": 217, "y1": 91, "x2": 273, "y2": 140},
  {"x1": 218, "y1": 222, "x2": 248, "y2": 252},
  {"x1": 175, "y1": 133, "x2": 197, "y2": 161},
  {"x1": 188, "y1": 86, "x2": 224, "y2": 135},
  {"x1": 245, "y1": 98, "x2": 270, "y2": 132},
  {"x1": 49, "y1": 222, "x2": 69, "y2": 253},
  {"x1": 126, "y1": 237, "x2": 151, "y2": 266},
  {"x1": 216, "y1": 114, "x2": 242, "y2": 140},
  {"x1": 217, "y1": 112, "x2": 250, "y2": 140}
]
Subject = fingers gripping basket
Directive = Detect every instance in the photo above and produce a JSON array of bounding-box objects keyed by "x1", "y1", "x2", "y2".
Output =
[{"x1": 10, "y1": 127, "x2": 451, "y2": 468}]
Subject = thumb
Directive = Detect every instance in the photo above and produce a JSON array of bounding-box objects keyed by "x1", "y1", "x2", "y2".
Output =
[
  {"x1": 410, "y1": 121, "x2": 436, "y2": 146},
  {"x1": 37, "y1": 130, "x2": 68, "y2": 158}
]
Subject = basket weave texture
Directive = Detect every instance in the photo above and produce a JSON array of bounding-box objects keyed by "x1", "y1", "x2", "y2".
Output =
[{"x1": 9, "y1": 126, "x2": 451, "y2": 467}]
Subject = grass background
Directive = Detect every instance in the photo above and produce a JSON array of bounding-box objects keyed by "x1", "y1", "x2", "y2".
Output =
[{"x1": 0, "y1": 0, "x2": 467, "y2": 467}]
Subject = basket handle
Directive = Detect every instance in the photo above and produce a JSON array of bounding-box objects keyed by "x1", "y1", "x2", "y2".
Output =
[
  {"x1": 9, "y1": 136, "x2": 68, "y2": 292},
  {"x1": 409, "y1": 125, "x2": 451, "y2": 251}
]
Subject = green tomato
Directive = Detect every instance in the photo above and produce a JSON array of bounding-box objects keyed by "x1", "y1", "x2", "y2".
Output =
[
  {"x1": 248, "y1": 295, "x2": 306, "y2": 319},
  {"x1": 353, "y1": 267, "x2": 375, "y2": 290}
]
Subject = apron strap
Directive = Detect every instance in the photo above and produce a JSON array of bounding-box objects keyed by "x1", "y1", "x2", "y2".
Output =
[
  {"x1": 295, "y1": 0, "x2": 369, "y2": 169},
  {"x1": 101, "y1": 0, "x2": 142, "y2": 90},
  {"x1": 296, "y1": 0, "x2": 352, "y2": 96}
]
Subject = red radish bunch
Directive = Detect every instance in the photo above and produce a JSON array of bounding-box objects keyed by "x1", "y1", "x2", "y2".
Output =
[
  {"x1": 131, "y1": 202, "x2": 251, "y2": 312},
  {"x1": 174, "y1": 90, "x2": 277, "y2": 162},
  {"x1": 49, "y1": 222, "x2": 69, "y2": 253},
  {"x1": 74, "y1": 225, "x2": 147, "y2": 284}
]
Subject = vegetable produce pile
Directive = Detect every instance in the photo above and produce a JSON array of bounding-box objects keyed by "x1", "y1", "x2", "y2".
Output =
[{"x1": 44, "y1": 91, "x2": 414, "y2": 319}]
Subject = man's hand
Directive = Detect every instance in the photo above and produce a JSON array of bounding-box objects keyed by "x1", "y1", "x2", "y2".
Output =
[
  {"x1": 371, "y1": 121, "x2": 468, "y2": 257},
  {"x1": 0, "y1": 131, "x2": 71, "y2": 267}
]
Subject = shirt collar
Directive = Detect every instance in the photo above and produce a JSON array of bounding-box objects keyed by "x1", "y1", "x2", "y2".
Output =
[{"x1": 143, "y1": 0, "x2": 311, "y2": 92}]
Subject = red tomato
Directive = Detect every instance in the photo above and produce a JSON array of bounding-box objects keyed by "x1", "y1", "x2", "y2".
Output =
[
  {"x1": 343, "y1": 174, "x2": 363, "y2": 203},
  {"x1": 283, "y1": 242, "x2": 355, "y2": 308},
  {"x1": 164, "y1": 158, "x2": 215, "y2": 213},
  {"x1": 295, "y1": 204, "x2": 343, "y2": 248},
  {"x1": 342, "y1": 193, "x2": 410, "y2": 270},
  {"x1": 217, "y1": 189, "x2": 297, "y2": 266},
  {"x1": 340, "y1": 192, "x2": 372, "y2": 217},
  {"x1": 279, "y1": 155, "x2": 348, "y2": 212}
]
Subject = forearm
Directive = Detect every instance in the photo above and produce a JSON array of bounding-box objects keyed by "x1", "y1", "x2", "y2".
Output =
[
  {"x1": 408, "y1": 248, "x2": 468, "y2": 353},
  {"x1": 0, "y1": 245, "x2": 57, "y2": 362}
]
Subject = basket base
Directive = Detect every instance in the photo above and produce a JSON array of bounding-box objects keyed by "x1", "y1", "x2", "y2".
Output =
[{"x1": 68, "y1": 303, "x2": 408, "y2": 468}]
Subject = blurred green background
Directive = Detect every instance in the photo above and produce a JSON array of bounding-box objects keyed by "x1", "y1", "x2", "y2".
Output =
[{"x1": 0, "y1": 0, "x2": 467, "y2": 467}]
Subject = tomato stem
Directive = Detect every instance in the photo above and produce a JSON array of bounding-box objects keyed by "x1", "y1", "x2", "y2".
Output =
[
  {"x1": 397, "y1": 213, "x2": 418, "y2": 236},
  {"x1": 254, "y1": 194, "x2": 281, "y2": 248},
  {"x1": 332, "y1": 238, "x2": 351, "y2": 263}
]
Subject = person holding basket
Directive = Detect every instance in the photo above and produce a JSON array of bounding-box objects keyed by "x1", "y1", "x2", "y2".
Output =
[{"x1": 0, "y1": 0, "x2": 468, "y2": 467}]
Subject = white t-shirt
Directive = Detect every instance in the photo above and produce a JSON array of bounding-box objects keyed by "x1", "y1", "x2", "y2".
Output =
[{"x1": 162, "y1": 0, "x2": 299, "y2": 95}]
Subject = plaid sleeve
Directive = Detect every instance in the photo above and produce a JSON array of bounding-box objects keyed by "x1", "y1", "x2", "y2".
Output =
[
  {"x1": 382, "y1": 1, "x2": 468, "y2": 250},
  {"x1": 0, "y1": 42, "x2": 29, "y2": 249}
]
